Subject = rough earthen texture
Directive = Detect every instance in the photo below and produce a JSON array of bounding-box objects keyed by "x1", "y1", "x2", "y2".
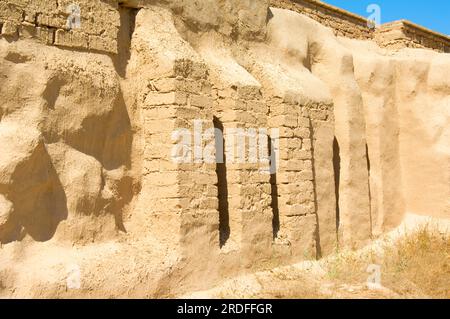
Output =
[
  {"x1": 375, "y1": 20, "x2": 450, "y2": 53},
  {"x1": 271, "y1": 0, "x2": 450, "y2": 53},
  {"x1": 270, "y1": 0, "x2": 373, "y2": 39},
  {"x1": 0, "y1": 0, "x2": 120, "y2": 53},
  {"x1": 0, "y1": 0, "x2": 448, "y2": 298}
]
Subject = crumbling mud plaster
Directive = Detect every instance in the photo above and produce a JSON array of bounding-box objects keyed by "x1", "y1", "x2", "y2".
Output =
[
  {"x1": 271, "y1": 0, "x2": 450, "y2": 53},
  {"x1": 0, "y1": 0, "x2": 448, "y2": 298},
  {"x1": 0, "y1": 0, "x2": 120, "y2": 53}
]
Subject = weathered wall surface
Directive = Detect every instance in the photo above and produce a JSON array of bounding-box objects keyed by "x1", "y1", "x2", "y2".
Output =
[
  {"x1": 394, "y1": 51, "x2": 450, "y2": 219},
  {"x1": 0, "y1": 40, "x2": 134, "y2": 245},
  {"x1": 271, "y1": 0, "x2": 450, "y2": 53},
  {"x1": 121, "y1": 0, "x2": 270, "y2": 41},
  {"x1": 0, "y1": 0, "x2": 120, "y2": 53},
  {"x1": 340, "y1": 38, "x2": 450, "y2": 231},
  {"x1": 270, "y1": 0, "x2": 372, "y2": 39},
  {"x1": 340, "y1": 39, "x2": 406, "y2": 235},
  {"x1": 375, "y1": 21, "x2": 450, "y2": 53},
  {"x1": 0, "y1": 0, "x2": 448, "y2": 298}
]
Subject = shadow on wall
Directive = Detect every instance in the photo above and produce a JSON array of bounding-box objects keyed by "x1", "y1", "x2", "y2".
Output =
[
  {"x1": 114, "y1": 6, "x2": 139, "y2": 78},
  {"x1": 51, "y1": 88, "x2": 134, "y2": 235},
  {"x1": 62, "y1": 91, "x2": 133, "y2": 171},
  {"x1": 0, "y1": 55, "x2": 134, "y2": 244},
  {"x1": 365, "y1": 143, "x2": 372, "y2": 234},
  {"x1": 268, "y1": 135, "x2": 280, "y2": 240},
  {"x1": 1, "y1": 144, "x2": 68, "y2": 244},
  {"x1": 214, "y1": 116, "x2": 230, "y2": 248},
  {"x1": 333, "y1": 137, "x2": 340, "y2": 239},
  {"x1": 39, "y1": 68, "x2": 133, "y2": 170}
]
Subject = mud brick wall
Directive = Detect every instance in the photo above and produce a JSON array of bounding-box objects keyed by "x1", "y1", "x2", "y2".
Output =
[
  {"x1": 306, "y1": 101, "x2": 336, "y2": 256},
  {"x1": 268, "y1": 97, "x2": 318, "y2": 261},
  {"x1": 213, "y1": 83, "x2": 273, "y2": 266},
  {"x1": 270, "y1": 0, "x2": 373, "y2": 39},
  {"x1": 0, "y1": 0, "x2": 120, "y2": 53},
  {"x1": 375, "y1": 21, "x2": 450, "y2": 53},
  {"x1": 271, "y1": 0, "x2": 450, "y2": 53},
  {"x1": 141, "y1": 59, "x2": 220, "y2": 257},
  {"x1": 1, "y1": 0, "x2": 450, "y2": 54}
]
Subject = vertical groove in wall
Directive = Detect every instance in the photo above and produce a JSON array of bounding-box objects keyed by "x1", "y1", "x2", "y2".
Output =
[
  {"x1": 214, "y1": 117, "x2": 230, "y2": 248},
  {"x1": 307, "y1": 118, "x2": 320, "y2": 258},
  {"x1": 269, "y1": 135, "x2": 280, "y2": 240},
  {"x1": 114, "y1": 6, "x2": 139, "y2": 77},
  {"x1": 366, "y1": 143, "x2": 372, "y2": 237},
  {"x1": 333, "y1": 137, "x2": 341, "y2": 243}
]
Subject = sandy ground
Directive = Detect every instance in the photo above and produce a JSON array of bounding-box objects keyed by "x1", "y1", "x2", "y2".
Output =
[{"x1": 183, "y1": 214, "x2": 450, "y2": 299}]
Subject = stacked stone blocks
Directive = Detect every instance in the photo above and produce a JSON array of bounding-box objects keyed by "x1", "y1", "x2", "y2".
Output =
[{"x1": 0, "y1": 0, "x2": 119, "y2": 53}]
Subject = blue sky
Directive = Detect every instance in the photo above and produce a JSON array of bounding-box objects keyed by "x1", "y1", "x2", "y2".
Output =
[{"x1": 322, "y1": 0, "x2": 450, "y2": 35}]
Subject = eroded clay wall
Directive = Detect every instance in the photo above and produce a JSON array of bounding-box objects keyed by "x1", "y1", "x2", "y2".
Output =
[
  {"x1": 375, "y1": 21, "x2": 450, "y2": 53},
  {"x1": 270, "y1": 0, "x2": 372, "y2": 39},
  {"x1": 271, "y1": 0, "x2": 450, "y2": 53},
  {"x1": 0, "y1": 0, "x2": 120, "y2": 53},
  {"x1": 0, "y1": 0, "x2": 449, "y2": 298}
]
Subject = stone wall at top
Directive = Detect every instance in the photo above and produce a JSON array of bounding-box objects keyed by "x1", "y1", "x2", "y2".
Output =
[
  {"x1": 1, "y1": 0, "x2": 450, "y2": 55},
  {"x1": 0, "y1": 0, "x2": 120, "y2": 53},
  {"x1": 270, "y1": 0, "x2": 373, "y2": 39},
  {"x1": 271, "y1": 0, "x2": 450, "y2": 53},
  {"x1": 375, "y1": 20, "x2": 450, "y2": 53}
]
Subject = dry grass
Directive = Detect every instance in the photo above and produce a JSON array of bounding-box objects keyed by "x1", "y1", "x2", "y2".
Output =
[
  {"x1": 382, "y1": 226, "x2": 450, "y2": 298},
  {"x1": 209, "y1": 225, "x2": 449, "y2": 299},
  {"x1": 234, "y1": 225, "x2": 450, "y2": 299},
  {"x1": 323, "y1": 224, "x2": 450, "y2": 298},
  {"x1": 253, "y1": 270, "x2": 326, "y2": 299}
]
